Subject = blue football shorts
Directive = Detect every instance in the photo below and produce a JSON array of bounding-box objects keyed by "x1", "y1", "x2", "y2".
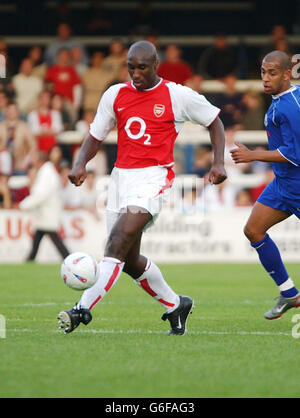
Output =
[{"x1": 257, "y1": 178, "x2": 300, "y2": 219}]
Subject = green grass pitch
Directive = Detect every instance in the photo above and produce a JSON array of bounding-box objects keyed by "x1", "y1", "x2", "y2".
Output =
[{"x1": 1, "y1": 262, "x2": 300, "y2": 398}]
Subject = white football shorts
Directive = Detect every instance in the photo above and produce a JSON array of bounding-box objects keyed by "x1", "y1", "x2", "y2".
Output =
[{"x1": 106, "y1": 165, "x2": 174, "y2": 234}]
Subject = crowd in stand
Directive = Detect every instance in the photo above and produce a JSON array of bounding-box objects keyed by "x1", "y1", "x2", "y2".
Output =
[{"x1": 0, "y1": 21, "x2": 294, "y2": 213}]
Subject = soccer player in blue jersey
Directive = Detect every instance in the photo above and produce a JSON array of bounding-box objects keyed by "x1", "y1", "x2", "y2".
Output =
[{"x1": 230, "y1": 50, "x2": 300, "y2": 320}]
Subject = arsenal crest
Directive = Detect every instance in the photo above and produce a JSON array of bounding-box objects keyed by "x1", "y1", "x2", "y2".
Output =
[{"x1": 153, "y1": 104, "x2": 165, "y2": 117}]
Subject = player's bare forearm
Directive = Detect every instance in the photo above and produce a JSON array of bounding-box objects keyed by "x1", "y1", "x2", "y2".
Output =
[
  {"x1": 230, "y1": 141, "x2": 289, "y2": 163},
  {"x1": 207, "y1": 117, "x2": 227, "y2": 184},
  {"x1": 69, "y1": 135, "x2": 102, "y2": 186},
  {"x1": 208, "y1": 117, "x2": 225, "y2": 165},
  {"x1": 73, "y1": 135, "x2": 101, "y2": 168}
]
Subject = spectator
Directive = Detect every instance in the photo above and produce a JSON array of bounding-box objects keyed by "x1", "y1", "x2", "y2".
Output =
[
  {"x1": 27, "y1": 90, "x2": 63, "y2": 153},
  {"x1": 12, "y1": 58, "x2": 43, "y2": 114},
  {"x1": 71, "y1": 46, "x2": 88, "y2": 77},
  {"x1": 0, "y1": 38, "x2": 14, "y2": 78},
  {"x1": 184, "y1": 74, "x2": 204, "y2": 93},
  {"x1": 76, "y1": 169, "x2": 99, "y2": 219},
  {"x1": 27, "y1": 46, "x2": 47, "y2": 80},
  {"x1": 106, "y1": 62, "x2": 130, "y2": 88},
  {"x1": 44, "y1": 22, "x2": 88, "y2": 66},
  {"x1": 240, "y1": 90, "x2": 265, "y2": 130},
  {"x1": 49, "y1": 144, "x2": 63, "y2": 171},
  {"x1": 19, "y1": 151, "x2": 70, "y2": 262},
  {"x1": 260, "y1": 25, "x2": 293, "y2": 59},
  {"x1": 60, "y1": 161, "x2": 82, "y2": 210},
  {"x1": 145, "y1": 34, "x2": 164, "y2": 62},
  {"x1": 214, "y1": 75, "x2": 244, "y2": 130},
  {"x1": 81, "y1": 51, "x2": 114, "y2": 113},
  {"x1": 74, "y1": 110, "x2": 108, "y2": 176},
  {"x1": 51, "y1": 94, "x2": 72, "y2": 131},
  {"x1": 0, "y1": 91, "x2": 8, "y2": 122},
  {"x1": 0, "y1": 103, "x2": 36, "y2": 174},
  {"x1": 102, "y1": 39, "x2": 127, "y2": 79},
  {"x1": 158, "y1": 44, "x2": 193, "y2": 85},
  {"x1": 45, "y1": 48, "x2": 82, "y2": 124},
  {"x1": 198, "y1": 34, "x2": 238, "y2": 80}
]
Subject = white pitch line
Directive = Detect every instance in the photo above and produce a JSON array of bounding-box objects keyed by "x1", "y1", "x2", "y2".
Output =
[{"x1": 6, "y1": 328, "x2": 292, "y2": 337}]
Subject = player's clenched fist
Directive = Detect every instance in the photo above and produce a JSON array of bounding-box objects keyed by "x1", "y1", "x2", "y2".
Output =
[
  {"x1": 230, "y1": 141, "x2": 253, "y2": 164},
  {"x1": 68, "y1": 165, "x2": 87, "y2": 186},
  {"x1": 208, "y1": 163, "x2": 227, "y2": 185}
]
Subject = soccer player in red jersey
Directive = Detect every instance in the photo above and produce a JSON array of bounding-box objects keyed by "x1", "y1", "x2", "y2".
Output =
[{"x1": 58, "y1": 41, "x2": 227, "y2": 335}]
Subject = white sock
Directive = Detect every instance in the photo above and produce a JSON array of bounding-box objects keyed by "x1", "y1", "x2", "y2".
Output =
[
  {"x1": 78, "y1": 257, "x2": 124, "y2": 310},
  {"x1": 135, "y1": 258, "x2": 180, "y2": 312}
]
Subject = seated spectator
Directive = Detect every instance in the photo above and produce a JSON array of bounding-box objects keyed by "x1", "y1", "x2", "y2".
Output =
[
  {"x1": 214, "y1": 75, "x2": 244, "y2": 130},
  {"x1": 60, "y1": 161, "x2": 82, "y2": 210},
  {"x1": 260, "y1": 25, "x2": 293, "y2": 60},
  {"x1": 0, "y1": 91, "x2": 8, "y2": 122},
  {"x1": 240, "y1": 90, "x2": 265, "y2": 130},
  {"x1": 27, "y1": 46, "x2": 48, "y2": 80},
  {"x1": 158, "y1": 44, "x2": 193, "y2": 85},
  {"x1": 75, "y1": 109, "x2": 95, "y2": 138},
  {"x1": 44, "y1": 22, "x2": 89, "y2": 66},
  {"x1": 198, "y1": 34, "x2": 238, "y2": 80},
  {"x1": 45, "y1": 48, "x2": 82, "y2": 124},
  {"x1": 49, "y1": 144, "x2": 63, "y2": 171},
  {"x1": 81, "y1": 51, "x2": 114, "y2": 113},
  {"x1": 105, "y1": 62, "x2": 131, "y2": 88},
  {"x1": 74, "y1": 112, "x2": 108, "y2": 176},
  {"x1": 71, "y1": 46, "x2": 88, "y2": 77},
  {"x1": 76, "y1": 169, "x2": 99, "y2": 219},
  {"x1": 12, "y1": 58, "x2": 43, "y2": 114},
  {"x1": 51, "y1": 93, "x2": 72, "y2": 131},
  {"x1": 27, "y1": 90, "x2": 63, "y2": 153},
  {"x1": 184, "y1": 74, "x2": 204, "y2": 93},
  {"x1": 102, "y1": 39, "x2": 127, "y2": 79},
  {"x1": 0, "y1": 103, "x2": 36, "y2": 174}
]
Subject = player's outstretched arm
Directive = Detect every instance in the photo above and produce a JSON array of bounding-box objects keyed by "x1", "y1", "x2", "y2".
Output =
[
  {"x1": 230, "y1": 141, "x2": 289, "y2": 164},
  {"x1": 68, "y1": 135, "x2": 102, "y2": 186},
  {"x1": 207, "y1": 116, "x2": 227, "y2": 184}
]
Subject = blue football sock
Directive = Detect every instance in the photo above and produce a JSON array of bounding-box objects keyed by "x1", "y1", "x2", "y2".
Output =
[{"x1": 251, "y1": 234, "x2": 299, "y2": 298}]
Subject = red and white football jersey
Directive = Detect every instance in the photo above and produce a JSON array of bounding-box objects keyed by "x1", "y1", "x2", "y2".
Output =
[{"x1": 90, "y1": 79, "x2": 220, "y2": 169}]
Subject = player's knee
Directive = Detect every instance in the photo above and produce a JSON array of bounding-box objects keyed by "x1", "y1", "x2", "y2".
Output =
[
  {"x1": 243, "y1": 223, "x2": 254, "y2": 241},
  {"x1": 244, "y1": 223, "x2": 263, "y2": 243}
]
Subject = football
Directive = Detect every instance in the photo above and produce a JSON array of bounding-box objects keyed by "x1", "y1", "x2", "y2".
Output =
[{"x1": 61, "y1": 252, "x2": 98, "y2": 290}]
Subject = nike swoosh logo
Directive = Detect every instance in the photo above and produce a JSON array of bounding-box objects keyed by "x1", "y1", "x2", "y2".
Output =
[
  {"x1": 267, "y1": 271, "x2": 275, "y2": 275},
  {"x1": 177, "y1": 316, "x2": 182, "y2": 329},
  {"x1": 117, "y1": 107, "x2": 125, "y2": 111},
  {"x1": 277, "y1": 303, "x2": 288, "y2": 313}
]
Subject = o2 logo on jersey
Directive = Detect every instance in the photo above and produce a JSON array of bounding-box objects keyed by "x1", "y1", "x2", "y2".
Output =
[
  {"x1": 125, "y1": 116, "x2": 151, "y2": 145},
  {"x1": 153, "y1": 104, "x2": 165, "y2": 118}
]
